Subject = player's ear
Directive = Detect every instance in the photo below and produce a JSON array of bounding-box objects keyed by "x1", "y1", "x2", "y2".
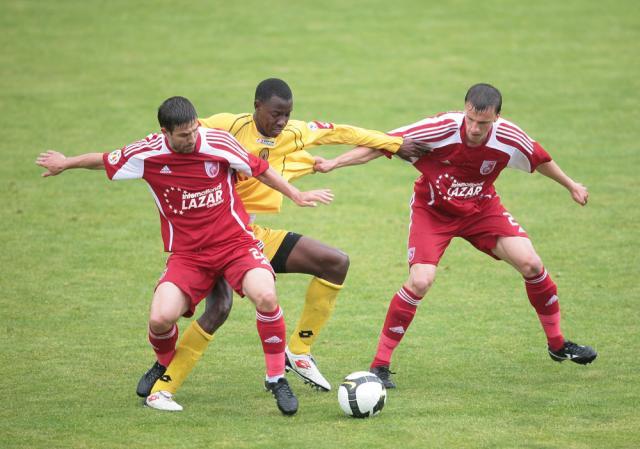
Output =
[
  {"x1": 160, "y1": 127, "x2": 170, "y2": 137},
  {"x1": 254, "y1": 99, "x2": 261, "y2": 111}
]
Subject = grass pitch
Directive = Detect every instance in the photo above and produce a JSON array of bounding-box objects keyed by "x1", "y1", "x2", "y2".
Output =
[{"x1": 2, "y1": 1, "x2": 639, "y2": 448}]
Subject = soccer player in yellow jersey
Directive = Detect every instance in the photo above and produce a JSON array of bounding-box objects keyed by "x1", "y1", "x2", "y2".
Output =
[{"x1": 137, "y1": 79, "x2": 429, "y2": 406}]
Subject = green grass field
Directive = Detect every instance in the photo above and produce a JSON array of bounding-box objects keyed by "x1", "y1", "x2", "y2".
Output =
[{"x1": 2, "y1": 0, "x2": 639, "y2": 448}]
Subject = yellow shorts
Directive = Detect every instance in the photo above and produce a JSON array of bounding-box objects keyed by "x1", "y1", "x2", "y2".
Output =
[{"x1": 251, "y1": 223, "x2": 289, "y2": 261}]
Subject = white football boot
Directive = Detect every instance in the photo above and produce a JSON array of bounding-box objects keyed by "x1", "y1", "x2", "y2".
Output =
[
  {"x1": 145, "y1": 391, "x2": 183, "y2": 411},
  {"x1": 285, "y1": 346, "x2": 331, "y2": 391}
]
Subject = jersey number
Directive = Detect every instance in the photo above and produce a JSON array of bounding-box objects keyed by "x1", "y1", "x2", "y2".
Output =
[
  {"x1": 250, "y1": 248, "x2": 271, "y2": 266},
  {"x1": 503, "y1": 212, "x2": 526, "y2": 233}
]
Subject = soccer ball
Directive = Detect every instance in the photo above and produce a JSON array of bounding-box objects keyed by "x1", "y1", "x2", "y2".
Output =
[{"x1": 338, "y1": 371, "x2": 387, "y2": 418}]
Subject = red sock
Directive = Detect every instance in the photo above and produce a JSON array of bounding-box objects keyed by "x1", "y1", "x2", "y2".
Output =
[
  {"x1": 371, "y1": 286, "x2": 422, "y2": 368},
  {"x1": 524, "y1": 268, "x2": 564, "y2": 351},
  {"x1": 148, "y1": 324, "x2": 178, "y2": 367},
  {"x1": 256, "y1": 306, "x2": 286, "y2": 378}
]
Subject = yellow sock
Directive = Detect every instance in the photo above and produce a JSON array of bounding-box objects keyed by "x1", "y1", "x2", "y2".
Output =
[
  {"x1": 150, "y1": 320, "x2": 214, "y2": 394},
  {"x1": 288, "y1": 277, "x2": 342, "y2": 355}
]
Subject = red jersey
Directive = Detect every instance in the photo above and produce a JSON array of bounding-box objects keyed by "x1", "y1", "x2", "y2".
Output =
[
  {"x1": 103, "y1": 127, "x2": 269, "y2": 252},
  {"x1": 389, "y1": 112, "x2": 552, "y2": 218}
]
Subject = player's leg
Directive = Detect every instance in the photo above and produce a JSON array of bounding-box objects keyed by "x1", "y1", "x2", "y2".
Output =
[
  {"x1": 148, "y1": 279, "x2": 233, "y2": 397},
  {"x1": 241, "y1": 267, "x2": 298, "y2": 415},
  {"x1": 273, "y1": 233, "x2": 348, "y2": 391},
  {"x1": 370, "y1": 263, "x2": 435, "y2": 388},
  {"x1": 369, "y1": 198, "x2": 451, "y2": 388},
  {"x1": 147, "y1": 281, "x2": 190, "y2": 366},
  {"x1": 492, "y1": 236, "x2": 596, "y2": 364},
  {"x1": 143, "y1": 281, "x2": 191, "y2": 411}
]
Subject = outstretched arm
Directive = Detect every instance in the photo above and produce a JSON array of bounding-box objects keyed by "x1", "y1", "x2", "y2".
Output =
[
  {"x1": 36, "y1": 151, "x2": 104, "y2": 177},
  {"x1": 256, "y1": 167, "x2": 334, "y2": 207},
  {"x1": 314, "y1": 146, "x2": 384, "y2": 173},
  {"x1": 536, "y1": 160, "x2": 588, "y2": 206}
]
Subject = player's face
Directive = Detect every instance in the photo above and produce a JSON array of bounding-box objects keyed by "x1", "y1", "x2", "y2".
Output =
[
  {"x1": 254, "y1": 95, "x2": 293, "y2": 137},
  {"x1": 463, "y1": 103, "x2": 499, "y2": 147},
  {"x1": 163, "y1": 120, "x2": 199, "y2": 153}
]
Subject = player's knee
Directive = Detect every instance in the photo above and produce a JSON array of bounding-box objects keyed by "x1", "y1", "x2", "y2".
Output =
[
  {"x1": 408, "y1": 275, "x2": 435, "y2": 297},
  {"x1": 329, "y1": 250, "x2": 350, "y2": 278},
  {"x1": 251, "y1": 289, "x2": 278, "y2": 312},
  {"x1": 319, "y1": 249, "x2": 350, "y2": 283},
  {"x1": 518, "y1": 254, "x2": 544, "y2": 278},
  {"x1": 148, "y1": 313, "x2": 176, "y2": 334}
]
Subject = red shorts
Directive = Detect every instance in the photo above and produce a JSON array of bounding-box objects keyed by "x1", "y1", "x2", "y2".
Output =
[
  {"x1": 407, "y1": 196, "x2": 528, "y2": 266},
  {"x1": 156, "y1": 242, "x2": 274, "y2": 317}
]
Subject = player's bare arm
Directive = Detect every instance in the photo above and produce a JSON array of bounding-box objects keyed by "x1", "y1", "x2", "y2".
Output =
[
  {"x1": 314, "y1": 146, "x2": 383, "y2": 173},
  {"x1": 256, "y1": 167, "x2": 334, "y2": 207},
  {"x1": 36, "y1": 150, "x2": 104, "y2": 177},
  {"x1": 536, "y1": 160, "x2": 589, "y2": 206}
]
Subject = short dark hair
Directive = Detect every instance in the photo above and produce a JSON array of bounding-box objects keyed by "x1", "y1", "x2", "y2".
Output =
[
  {"x1": 464, "y1": 83, "x2": 502, "y2": 114},
  {"x1": 157, "y1": 96, "x2": 198, "y2": 132},
  {"x1": 255, "y1": 78, "x2": 292, "y2": 103}
]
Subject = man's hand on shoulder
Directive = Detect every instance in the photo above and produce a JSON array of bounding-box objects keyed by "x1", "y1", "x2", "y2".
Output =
[
  {"x1": 396, "y1": 138, "x2": 431, "y2": 161},
  {"x1": 313, "y1": 156, "x2": 337, "y2": 173}
]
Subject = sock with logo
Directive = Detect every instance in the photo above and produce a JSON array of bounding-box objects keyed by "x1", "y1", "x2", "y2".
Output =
[
  {"x1": 524, "y1": 268, "x2": 564, "y2": 351},
  {"x1": 371, "y1": 286, "x2": 423, "y2": 368},
  {"x1": 148, "y1": 324, "x2": 179, "y2": 367},
  {"x1": 256, "y1": 305, "x2": 286, "y2": 377},
  {"x1": 150, "y1": 320, "x2": 214, "y2": 395},
  {"x1": 288, "y1": 277, "x2": 342, "y2": 355}
]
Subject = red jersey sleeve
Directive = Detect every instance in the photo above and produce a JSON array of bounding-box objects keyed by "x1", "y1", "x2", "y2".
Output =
[
  {"x1": 103, "y1": 134, "x2": 165, "y2": 180},
  {"x1": 383, "y1": 114, "x2": 461, "y2": 159},
  {"x1": 495, "y1": 121, "x2": 552, "y2": 172}
]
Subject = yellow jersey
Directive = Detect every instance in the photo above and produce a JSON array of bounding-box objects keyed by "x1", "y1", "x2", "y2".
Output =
[{"x1": 199, "y1": 113, "x2": 402, "y2": 214}]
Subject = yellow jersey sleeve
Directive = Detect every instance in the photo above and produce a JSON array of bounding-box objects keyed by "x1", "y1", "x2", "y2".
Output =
[
  {"x1": 288, "y1": 120, "x2": 403, "y2": 153},
  {"x1": 198, "y1": 114, "x2": 402, "y2": 214}
]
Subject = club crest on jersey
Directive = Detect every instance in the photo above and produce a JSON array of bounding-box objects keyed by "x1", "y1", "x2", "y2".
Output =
[
  {"x1": 480, "y1": 160, "x2": 497, "y2": 175},
  {"x1": 307, "y1": 121, "x2": 334, "y2": 131},
  {"x1": 107, "y1": 150, "x2": 122, "y2": 165},
  {"x1": 258, "y1": 148, "x2": 270, "y2": 160},
  {"x1": 408, "y1": 247, "x2": 416, "y2": 262},
  {"x1": 204, "y1": 161, "x2": 220, "y2": 178}
]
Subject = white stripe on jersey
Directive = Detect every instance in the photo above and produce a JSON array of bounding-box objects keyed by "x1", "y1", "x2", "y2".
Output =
[
  {"x1": 205, "y1": 132, "x2": 251, "y2": 164},
  {"x1": 112, "y1": 148, "x2": 170, "y2": 180},
  {"x1": 487, "y1": 120, "x2": 536, "y2": 172},
  {"x1": 225, "y1": 169, "x2": 256, "y2": 240},
  {"x1": 389, "y1": 112, "x2": 462, "y2": 135},
  {"x1": 146, "y1": 184, "x2": 174, "y2": 252},
  {"x1": 496, "y1": 125, "x2": 534, "y2": 154},
  {"x1": 123, "y1": 135, "x2": 163, "y2": 157},
  {"x1": 408, "y1": 193, "x2": 416, "y2": 237},
  {"x1": 405, "y1": 122, "x2": 459, "y2": 142}
]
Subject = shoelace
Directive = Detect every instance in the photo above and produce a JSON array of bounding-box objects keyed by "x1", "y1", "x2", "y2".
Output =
[
  {"x1": 375, "y1": 367, "x2": 396, "y2": 379},
  {"x1": 564, "y1": 341, "x2": 582, "y2": 352},
  {"x1": 273, "y1": 381, "x2": 295, "y2": 398}
]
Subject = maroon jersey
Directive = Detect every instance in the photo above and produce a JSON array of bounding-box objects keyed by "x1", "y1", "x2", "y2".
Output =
[
  {"x1": 103, "y1": 127, "x2": 269, "y2": 252},
  {"x1": 389, "y1": 112, "x2": 552, "y2": 218}
]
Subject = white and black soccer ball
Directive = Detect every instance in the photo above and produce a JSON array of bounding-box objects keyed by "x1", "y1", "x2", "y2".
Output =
[{"x1": 338, "y1": 371, "x2": 387, "y2": 418}]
